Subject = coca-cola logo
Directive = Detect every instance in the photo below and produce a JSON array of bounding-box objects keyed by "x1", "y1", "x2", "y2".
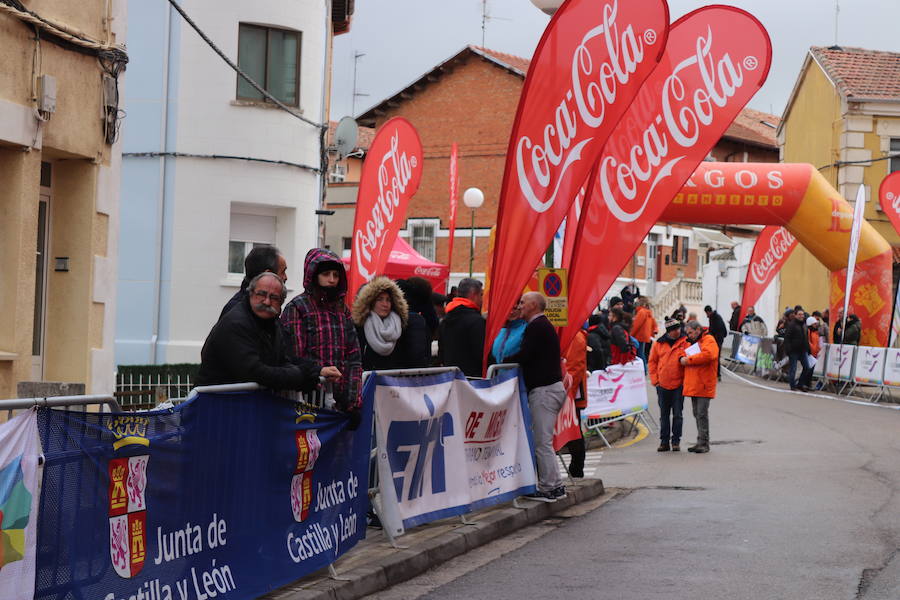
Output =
[
  {"x1": 354, "y1": 129, "x2": 419, "y2": 280},
  {"x1": 515, "y1": 0, "x2": 658, "y2": 214},
  {"x1": 599, "y1": 27, "x2": 753, "y2": 223},
  {"x1": 414, "y1": 266, "x2": 442, "y2": 277},
  {"x1": 888, "y1": 191, "x2": 900, "y2": 214},
  {"x1": 750, "y1": 227, "x2": 796, "y2": 284}
]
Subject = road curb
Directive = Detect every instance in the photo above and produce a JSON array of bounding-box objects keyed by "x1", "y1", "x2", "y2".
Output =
[{"x1": 265, "y1": 478, "x2": 606, "y2": 600}]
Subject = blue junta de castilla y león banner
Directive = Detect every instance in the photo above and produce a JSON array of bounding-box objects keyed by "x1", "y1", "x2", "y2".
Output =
[{"x1": 33, "y1": 391, "x2": 372, "y2": 600}]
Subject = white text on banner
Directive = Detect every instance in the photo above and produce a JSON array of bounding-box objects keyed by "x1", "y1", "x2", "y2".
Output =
[{"x1": 584, "y1": 360, "x2": 649, "y2": 419}]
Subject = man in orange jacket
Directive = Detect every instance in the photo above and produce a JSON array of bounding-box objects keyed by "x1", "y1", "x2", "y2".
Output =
[
  {"x1": 679, "y1": 321, "x2": 720, "y2": 454},
  {"x1": 630, "y1": 296, "x2": 656, "y2": 369},
  {"x1": 648, "y1": 318, "x2": 688, "y2": 452}
]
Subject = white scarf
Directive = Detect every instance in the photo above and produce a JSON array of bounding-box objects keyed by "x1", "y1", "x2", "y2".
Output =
[{"x1": 364, "y1": 311, "x2": 402, "y2": 356}]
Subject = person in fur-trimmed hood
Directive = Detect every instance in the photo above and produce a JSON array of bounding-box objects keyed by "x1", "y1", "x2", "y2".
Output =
[
  {"x1": 352, "y1": 276, "x2": 413, "y2": 371},
  {"x1": 281, "y1": 248, "x2": 362, "y2": 412}
]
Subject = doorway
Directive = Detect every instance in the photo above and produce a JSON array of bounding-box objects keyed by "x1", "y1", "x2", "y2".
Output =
[{"x1": 32, "y1": 162, "x2": 51, "y2": 380}]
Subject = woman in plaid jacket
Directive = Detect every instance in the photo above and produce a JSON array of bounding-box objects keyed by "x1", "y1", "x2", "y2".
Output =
[{"x1": 280, "y1": 248, "x2": 362, "y2": 413}]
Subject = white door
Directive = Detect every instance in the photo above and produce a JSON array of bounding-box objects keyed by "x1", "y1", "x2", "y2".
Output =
[
  {"x1": 645, "y1": 234, "x2": 658, "y2": 297},
  {"x1": 31, "y1": 187, "x2": 50, "y2": 380}
]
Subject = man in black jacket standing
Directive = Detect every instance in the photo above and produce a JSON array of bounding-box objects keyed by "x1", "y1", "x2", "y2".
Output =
[
  {"x1": 510, "y1": 292, "x2": 566, "y2": 502},
  {"x1": 438, "y1": 277, "x2": 486, "y2": 377},
  {"x1": 784, "y1": 309, "x2": 812, "y2": 391},
  {"x1": 198, "y1": 272, "x2": 341, "y2": 390},
  {"x1": 704, "y1": 305, "x2": 728, "y2": 380}
]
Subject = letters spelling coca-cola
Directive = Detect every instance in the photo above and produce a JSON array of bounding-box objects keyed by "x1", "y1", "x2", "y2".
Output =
[
  {"x1": 599, "y1": 28, "x2": 749, "y2": 222},
  {"x1": 354, "y1": 130, "x2": 418, "y2": 280},
  {"x1": 750, "y1": 228, "x2": 796, "y2": 284},
  {"x1": 515, "y1": 0, "x2": 656, "y2": 213},
  {"x1": 414, "y1": 266, "x2": 442, "y2": 277}
]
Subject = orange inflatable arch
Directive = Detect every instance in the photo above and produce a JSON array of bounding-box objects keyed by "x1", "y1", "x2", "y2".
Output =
[{"x1": 659, "y1": 162, "x2": 892, "y2": 346}]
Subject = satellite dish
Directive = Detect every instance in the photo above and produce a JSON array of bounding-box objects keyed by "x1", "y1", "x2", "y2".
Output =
[{"x1": 333, "y1": 116, "x2": 359, "y2": 159}]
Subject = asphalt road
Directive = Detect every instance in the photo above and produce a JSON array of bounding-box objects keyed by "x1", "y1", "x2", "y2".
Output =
[{"x1": 371, "y1": 373, "x2": 900, "y2": 600}]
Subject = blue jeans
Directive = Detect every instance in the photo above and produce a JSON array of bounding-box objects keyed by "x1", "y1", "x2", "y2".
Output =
[
  {"x1": 657, "y1": 386, "x2": 684, "y2": 444},
  {"x1": 788, "y1": 352, "x2": 812, "y2": 389}
]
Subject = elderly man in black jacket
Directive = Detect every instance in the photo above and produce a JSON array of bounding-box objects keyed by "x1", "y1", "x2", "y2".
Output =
[
  {"x1": 438, "y1": 277, "x2": 486, "y2": 377},
  {"x1": 509, "y1": 292, "x2": 567, "y2": 503},
  {"x1": 784, "y1": 309, "x2": 812, "y2": 391},
  {"x1": 198, "y1": 272, "x2": 340, "y2": 390}
]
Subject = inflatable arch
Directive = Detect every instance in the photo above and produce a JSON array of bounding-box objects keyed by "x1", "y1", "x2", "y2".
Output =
[{"x1": 659, "y1": 162, "x2": 892, "y2": 346}]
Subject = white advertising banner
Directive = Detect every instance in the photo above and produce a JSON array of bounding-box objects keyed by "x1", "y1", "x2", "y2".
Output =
[
  {"x1": 825, "y1": 344, "x2": 855, "y2": 380},
  {"x1": 736, "y1": 335, "x2": 761, "y2": 365},
  {"x1": 883, "y1": 348, "x2": 900, "y2": 387},
  {"x1": 373, "y1": 369, "x2": 536, "y2": 537},
  {"x1": 853, "y1": 346, "x2": 886, "y2": 384},
  {"x1": 0, "y1": 409, "x2": 41, "y2": 600},
  {"x1": 814, "y1": 344, "x2": 827, "y2": 378},
  {"x1": 584, "y1": 360, "x2": 649, "y2": 419}
]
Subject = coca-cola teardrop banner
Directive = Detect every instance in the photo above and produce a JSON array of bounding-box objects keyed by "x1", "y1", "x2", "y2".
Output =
[
  {"x1": 485, "y1": 0, "x2": 670, "y2": 364},
  {"x1": 561, "y1": 6, "x2": 772, "y2": 350},
  {"x1": 739, "y1": 226, "x2": 798, "y2": 324},
  {"x1": 347, "y1": 117, "x2": 424, "y2": 305},
  {"x1": 878, "y1": 170, "x2": 900, "y2": 236}
]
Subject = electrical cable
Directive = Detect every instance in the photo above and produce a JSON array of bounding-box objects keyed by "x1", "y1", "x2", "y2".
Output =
[
  {"x1": 817, "y1": 153, "x2": 900, "y2": 172},
  {"x1": 122, "y1": 151, "x2": 321, "y2": 173},
  {"x1": 164, "y1": 0, "x2": 325, "y2": 130}
]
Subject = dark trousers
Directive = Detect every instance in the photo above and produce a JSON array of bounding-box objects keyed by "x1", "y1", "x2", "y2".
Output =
[
  {"x1": 656, "y1": 386, "x2": 684, "y2": 444},
  {"x1": 566, "y1": 406, "x2": 586, "y2": 475},
  {"x1": 690, "y1": 396, "x2": 711, "y2": 447},
  {"x1": 788, "y1": 352, "x2": 812, "y2": 389}
]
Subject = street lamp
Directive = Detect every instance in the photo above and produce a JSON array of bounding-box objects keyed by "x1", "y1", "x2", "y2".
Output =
[
  {"x1": 530, "y1": 0, "x2": 564, "y2": 15},
  {"x1": 462, "y1": 187, "x2": 484, "y2": 277}
]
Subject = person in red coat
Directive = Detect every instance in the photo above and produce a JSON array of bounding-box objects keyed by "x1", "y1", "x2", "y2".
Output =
[
  {"x1": 679, "y1": 321, "x2": 719, "y2": 454},
  {"x1": 648, "y1": 318, "x2": 688, "y2": 452}
]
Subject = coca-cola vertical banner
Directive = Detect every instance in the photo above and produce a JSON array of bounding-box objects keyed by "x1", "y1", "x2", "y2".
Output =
[
  {"x1": 485, "y1": 0, "x2": 670, "y2": 365},
  {"x1": 561, "y1": 6, "x2": 772, "y2": 350},
  {"x1": 878, "y1": 170, "x2": 900, "y2": 236},
  {"x1": 447, "y1": 142, "x2": 459, "y2": 271},
  {"x1": 739, "y1": 226, "x2": 798, "y2": 324},
  {"x1": 347, "y1": 117, "x2": 424, "y2": 305}
]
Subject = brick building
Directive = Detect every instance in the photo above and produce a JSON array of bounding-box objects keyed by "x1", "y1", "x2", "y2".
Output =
[{"x1": 349, "y1": 45, "x2": 779, "y2": 301}]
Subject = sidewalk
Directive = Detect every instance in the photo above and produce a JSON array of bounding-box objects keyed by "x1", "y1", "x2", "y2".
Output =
[{"x1": 263, "y1": 422, "x2": 633, "y2": 600}]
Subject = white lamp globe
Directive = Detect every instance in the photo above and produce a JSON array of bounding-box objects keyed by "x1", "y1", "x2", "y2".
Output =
[
  {"x1": 463, "y1": 187, "x2": 484, "y2": 209},
  {"x1": 530, "y1": 0, "x2": 564, "y2": 15}
]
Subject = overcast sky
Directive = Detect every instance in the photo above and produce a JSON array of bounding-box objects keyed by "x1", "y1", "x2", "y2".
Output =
[{"x1": 331, "y1": 0, "x2": 900, "y2": 123}]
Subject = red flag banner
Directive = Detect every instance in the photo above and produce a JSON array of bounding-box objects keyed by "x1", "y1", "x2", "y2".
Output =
[
  {"x1": 561, "y1": 6, "x2": 772, "y2": 349},
  {"x1": 879, "y1": 170, "x2": 900, "y2": 236},
  {"x1": 485, "y1": 0, "x2": 670, "y2": 366},
  {"x1": 560, "y1": 186, "x2": 587, "y2": 270},
  {"x1": 739, "y1": 226, "x2": 798, "y2": 324},
  {"x1": 347, "y1": 117, "x2": 424, "y2": 305},
  {"x1": 447, "y1": 142, "x2": 459, "y2": 271}
]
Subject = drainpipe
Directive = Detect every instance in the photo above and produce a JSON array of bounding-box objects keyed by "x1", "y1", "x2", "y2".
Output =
[
  {"x1": 317, "y1": 0, "x2": 332, "y2": 248},
  {"x1": 151, "y1": 5, "x2": 177, "y2": 364}
]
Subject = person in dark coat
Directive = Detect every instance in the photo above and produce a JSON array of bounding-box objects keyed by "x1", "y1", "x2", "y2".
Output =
[
  {"x1": 842, "y1": 314, "x2": 862, "y2": 345},
  {"x1": 352, "y1": 277, "x2": 412, "y2": 371},
  {"x1": 585, "y1": 314, "x2": 611, "y2": 372},
  {"x1": 396, "y1": 279, "x2": 434, "y2": 367},
  {"x1": 729, "y1": 301, "x2": 741, "y2": 332},
  {"x1": 704, "y1": 305, "x2": 728, "y2": 380},
  {"x1": 438, "y1": 277, "x2": 486, "y2": 377},
  {"x1": 784, "y1": 309, "x2": 812, "y2": 391},
  {"x1": 620, "y1": 283, "x2": 640, "y2": 313},
  {"x1": 198, "y1": 272, "x2": 340, "y2": 389},
  {"x1": 220, "y1": 245, "x2": 287, "y2": 319}
]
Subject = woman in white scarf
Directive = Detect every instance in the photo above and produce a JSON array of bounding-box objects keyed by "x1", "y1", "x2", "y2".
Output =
[{"x1": 351, "y1": 277, "x2": 410, "y2": 370}]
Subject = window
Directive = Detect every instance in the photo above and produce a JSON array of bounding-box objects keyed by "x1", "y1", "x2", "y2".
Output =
[
  {"x1": 409, "y1": 219, "x2": 438, "y2": 261},
  {"x1": 671, "y1": 235, "x2": 689, "y2": 265},
  {"x1": 329, "y1": 163, "x2": 347, "y2": 183},
  {"x1": 341, "y1": 236, "x2": 352, "y2": 258},
  {"x1": 891, "y1": 138, "x2": 900, "y2": 173},
  {"x1": 237, "y1": 24, "x2": 301, "y2": 106},
  {"x1": 228, "y1": 212, "x2": 276, "y2": 274}
]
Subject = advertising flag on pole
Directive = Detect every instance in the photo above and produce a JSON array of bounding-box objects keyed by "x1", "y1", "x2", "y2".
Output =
[
  {"x1": 841, "y1": 184, "x2": 868, "y2": 337},
  {"x1": 560, "y1": 6, "x2": 773, "y2": 350},
  {"x1": 738, "y1": 226, "x2": 798, "y2": 324},
  {"x1": 484, "y1": 0, "x2": 670, "y2": 370},
  {"x1": 347, "y1": 117, "x2": 424, "y2": 306},
  {"x1": 447, "y1": 142, "x2": 459, "y2": 272},
  {"x1": 878, "y1": 170, "x2": 900, "y2": 235},
  {"x1": 0, "y1": 409, "x2": 40, "y2": 600}
]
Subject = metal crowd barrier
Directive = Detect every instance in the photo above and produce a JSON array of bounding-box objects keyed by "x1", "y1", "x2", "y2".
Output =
[{"x1": 0, "y1": 394, "x2": 122, "y2": 419}]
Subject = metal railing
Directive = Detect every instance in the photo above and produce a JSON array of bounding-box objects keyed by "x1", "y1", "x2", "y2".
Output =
[
  {"x1": 115, "y1": 371, "x2": 194, "y2": 409},
  {"x1": 0, "y1": 394, "x2": 122, "y2": 418}
]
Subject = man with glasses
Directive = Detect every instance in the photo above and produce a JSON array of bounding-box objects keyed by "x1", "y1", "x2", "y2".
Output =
[{"x1": 197, "y1": 272, "x2": 341, "y2": 390}]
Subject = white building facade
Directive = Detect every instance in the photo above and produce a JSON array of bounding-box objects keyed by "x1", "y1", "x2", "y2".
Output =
[{"x1": 117, "y1": 0, "x2": 338, "y2": 365}]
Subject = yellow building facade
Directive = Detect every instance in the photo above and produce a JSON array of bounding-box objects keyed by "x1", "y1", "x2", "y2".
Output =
[
  {"x1": 778, "y1": 46, "x2": 900, "y2": 317},
  {"x1": 0, "y1": 2, "x2": 126, "y2": 398}
]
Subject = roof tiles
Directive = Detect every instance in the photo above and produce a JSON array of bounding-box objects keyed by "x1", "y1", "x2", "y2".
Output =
[{"x1": 811, "y1": 46, "x2": 900, "y2": 100}]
